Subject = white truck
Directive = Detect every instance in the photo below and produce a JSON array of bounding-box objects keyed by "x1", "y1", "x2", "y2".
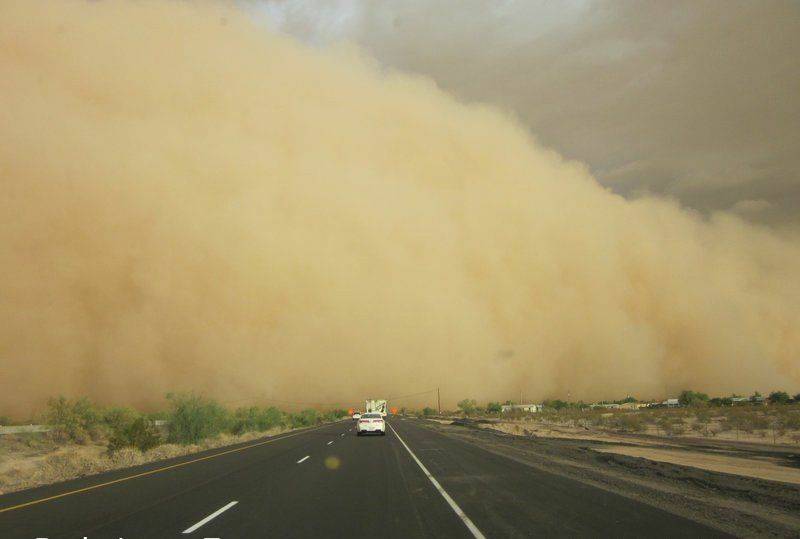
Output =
[{"x1": 365, "y1": 399, "x2": 388, "y2": 417}]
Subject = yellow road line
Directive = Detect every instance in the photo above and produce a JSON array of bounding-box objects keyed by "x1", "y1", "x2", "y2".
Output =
[{"x1": 0, "y1": 424, "x2": 326, "y2": 514}]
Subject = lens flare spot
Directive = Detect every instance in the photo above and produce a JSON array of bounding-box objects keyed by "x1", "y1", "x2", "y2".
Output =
[{"x1": 324, "y1": 455, "x2": 341, "y2": 470}]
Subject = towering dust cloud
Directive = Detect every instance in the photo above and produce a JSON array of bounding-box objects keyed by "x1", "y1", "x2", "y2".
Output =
[{"x1": 1, "y1": 1, "x2": 799, "y2": 416}]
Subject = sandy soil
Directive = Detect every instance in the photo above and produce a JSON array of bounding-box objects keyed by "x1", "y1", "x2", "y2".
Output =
[
  {"x1": 478, "y1": 421, "x2": 684, "y2": 447},
  {"x1": 478, "y1": 418, "x2": 800, "y2": 448},
  {"x1": 594, "y1": 445, "x2": 800, "y2": 485},
  {"x1": 474, "y1": 419, "x2": 800, "y2": 486},
  {"x1": 423, "y1": 418, "x2": 800, "y2": 538}
]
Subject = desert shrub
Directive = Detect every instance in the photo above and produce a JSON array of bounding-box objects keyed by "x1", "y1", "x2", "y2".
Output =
[
  {"x1": 457, "y1": 399, "x2": 477, "y2": 416},
  {"x1": 102, "y1": 406, "x2": 140, "y2": 432},
  {"x1": 166, "y1": 393, "x2": 231, "y2": 445},
  {"x1": 769, "y1": 391, "x2": 791, "y2": 404},
  {"x1": 288, "y1": 408, "x2": 319, "y2": 428},
  {"x1": 749, "y1": 414, "x2": 770, "y2": 432},
  {"x1": 637, "y1": 411, "x2": 657, "y2": 425},
  {"x1": 230, "y1": 406, "x2": 284, "y2": 435},
  {"x1": 108, "y1": 447, "x2": 146, "y2": 468},
  {"x1": 542, "y1": 399, "x2": 570, "y2": 410},
  {"x1": 486, "y1": 402, "x2": 502, "y2": 414},
  {"x1": 422, "y1": 407, "x2": 437, "y2": 416},
  {"x1": 657, "y1": 415, "x2": 685, "y2": 436},
  {"x1": 499, "y1": 407, "x2": 525, "y2": 420},
  {"x1": 321, "y1": 408, "x2": 348, "y2": 423},
  {"x1": 694, "y1": 408, "x2": 712, "y2": 422},
  {"x1": 44, "y1": 396, "x2": 102, "y2": 444},
  {"x1": 108, "y1": 417, "x2": 161, "y2": 452},
  {"x1": 678, "y1": 390, "x2": 709, "y2": 407},
  {"x1": 782, "y1": 412, "x2": 800, "y2": 431},
  {"x1": 709, "y1": 397, "x2": 732, "y2": 406},
  {"x1": 607, "y1": 413, "x2": 646, "y2": 433}
]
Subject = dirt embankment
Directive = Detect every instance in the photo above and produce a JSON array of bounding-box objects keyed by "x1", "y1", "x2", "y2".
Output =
[{"x1": 424, "y1": 418, "x2": 800, "y2": 538}]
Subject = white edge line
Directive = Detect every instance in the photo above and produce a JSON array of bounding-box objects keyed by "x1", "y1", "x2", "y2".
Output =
[
  {"x1": 327, "y1": 441, "x2": 334, "y2": 445},
  {"x1": 388, "y1": 423, "x2": 486, "y2": 539},
  {"x1": 297, "y1": 455, "x2": 310, "y2": 464},
  {"x1": 182, "y1": 500, "x2": 238, "y2": 534}
]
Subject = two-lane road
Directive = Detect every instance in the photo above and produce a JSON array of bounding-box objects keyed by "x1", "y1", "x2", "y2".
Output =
[{"x1": 0, "y1": 418, "x2": 730, "y2": 538}]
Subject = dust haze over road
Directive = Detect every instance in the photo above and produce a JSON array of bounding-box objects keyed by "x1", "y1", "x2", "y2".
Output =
[{"x1": 1, "y1": 0, "x2": 799, "y2": 418}]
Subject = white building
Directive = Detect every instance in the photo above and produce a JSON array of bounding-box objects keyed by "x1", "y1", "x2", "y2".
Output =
[
  {"x1": 590, "y1": 403, "x2": 620, "y2": 410},
  {"x1": 501, "y1": 403, "x2": 543, "y2": 413}
]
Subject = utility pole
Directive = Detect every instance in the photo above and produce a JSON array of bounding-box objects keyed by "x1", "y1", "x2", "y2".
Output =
[{"x1": 437, "y1": 387, "x2": 441, "y2": 415}]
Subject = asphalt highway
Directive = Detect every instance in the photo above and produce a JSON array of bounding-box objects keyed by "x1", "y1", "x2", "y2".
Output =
[{"x1": 0, "y1": 418, "x2": 731, "y2": 538}]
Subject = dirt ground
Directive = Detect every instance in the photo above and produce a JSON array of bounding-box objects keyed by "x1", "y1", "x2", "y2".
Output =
[
  {"x1": 424, "y1": 418, "x2": 800, "y2": 538},
  {"x1": 594, "y1": 445, "x2": 800, "y2": 486},
  {"x1": 480, "y1": 420, "x2": 800, "y2": 485}
]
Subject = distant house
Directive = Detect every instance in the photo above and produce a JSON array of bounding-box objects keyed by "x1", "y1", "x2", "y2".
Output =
[
  {"x1": 589, "y1": 402, "x2": 649, "y2": 410},
  {"x1": 590, "y1": 403, "x2": 620, "y2": 410},
  {"x1": 662, "y1": 398, "x2": 680, "y2": 407},
  {"x1": 501, "y1": 404, "x2": 543, "y2": 413},
  {"x1": 730, "y1": 397, "x2": 750, "y2": 405}
]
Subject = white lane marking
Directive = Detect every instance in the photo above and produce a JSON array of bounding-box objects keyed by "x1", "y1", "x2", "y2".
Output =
[
  {"x1": 297, "y1": 455, "x2": 310, "y2": 464},
  {"x1": 327, "y1": 441, "x2": 334, "y2": 445},
  {"x1": 388, "y1": 424, "x2": 485, "y2": 539},
  {"x1": 182, "y1": 501, "x2": 238, "y2": 534},
  {"x1": 340, "y1": 433, "x2": 345, "y2": 437}
]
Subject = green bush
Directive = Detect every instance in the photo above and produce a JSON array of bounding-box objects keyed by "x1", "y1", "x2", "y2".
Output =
[
  {"x1": 103, "y1": 406, "x2": 140, "y2": 433},
  {"x1": 108, "y1": 416, "x2": 161, "y2": 452},
  {"x1": 422, "y1": 407, "x2": 437, "y2": 416},
  {"x1": 288, "y1": 408, "x2": 319, "y2": 428},
  {"x1": 678, "y1": 390, "x2": 709, "y2": 407},
  {"x1": 486, "y1": 402, "x2": 502, "y2": 414},
  {"x1": 230, "y1": 406, "x2": 284, "y2": 435},
  {"x1": 769, "y1": 391, "x2": 790, "y2": 404},
  {"x1": 45, "y1": 396, "x2": 102, "y2": 443},
  {"x1": 166, "y1": 393, "x2": 231, "y2": 445},
  {"x1": 542, "y1": 399, "x2": 570, "y2": 410},
  {"x1": 709, "y1": 397, "x2": 732, "y2": 406},
  {"x1": 457, "y1": 399, "x2": 477, "y2": 416},
  {"x1": 317, "y1": 408, "x2": 348, "y2": 423}
]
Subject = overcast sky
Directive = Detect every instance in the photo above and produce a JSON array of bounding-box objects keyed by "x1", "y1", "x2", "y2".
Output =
[{"x1": 252, "y1": 0, "x2": 800, "y2": 227}]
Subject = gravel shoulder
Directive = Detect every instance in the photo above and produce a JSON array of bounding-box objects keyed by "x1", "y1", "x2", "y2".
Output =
[{"x1": 417, "y1": 418, "x2": 800, "y2": 538}]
